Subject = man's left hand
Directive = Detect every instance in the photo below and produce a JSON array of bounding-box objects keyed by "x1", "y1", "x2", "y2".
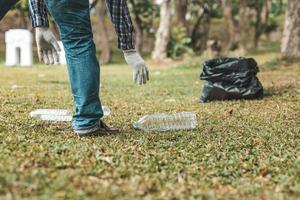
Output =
[{"x1": 35, "y1": 27, "x2": 61, "y2": 65}]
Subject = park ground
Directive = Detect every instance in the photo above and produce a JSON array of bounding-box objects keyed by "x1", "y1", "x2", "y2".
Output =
[{"x1": 0, "y1": 44, "x2": 299, "y2": 199}]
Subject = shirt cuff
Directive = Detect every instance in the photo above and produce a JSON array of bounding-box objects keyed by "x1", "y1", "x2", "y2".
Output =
[
  {"x1": 118, "y1": 33, "x2": 135, "y2": 50},
  {"x1": 31, "y1": 16, "x2": 49, "y2": 28}
]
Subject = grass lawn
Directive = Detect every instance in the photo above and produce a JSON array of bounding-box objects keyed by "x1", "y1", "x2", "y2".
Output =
[{"x1": 0, "y1": 52, "x2": 299, "y2": 200}]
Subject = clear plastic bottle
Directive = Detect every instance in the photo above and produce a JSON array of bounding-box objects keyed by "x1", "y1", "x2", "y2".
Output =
[
  {"x1": 29, "y1": 109, "x2": 73, "y2": 122},
  {"x1": 30, "y1": 106, "x2": 111, "y2": 122},
  {"x1": 133, "y1": 112, "x2": 197, "y2": 132},
  {"x1": 30, "y1": 109, "x2": 72, "y2": 118},
  {"x1": 101, "y1": 106, "x2": 111, "y2": 116},
  {"x1": 39, "y1": 114, "x2": 73, "y2": 122}
]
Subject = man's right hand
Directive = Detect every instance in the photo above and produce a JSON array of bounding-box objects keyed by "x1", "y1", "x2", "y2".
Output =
[
  {"x1": 123, "y1": 50, "x2": 150, "y2": 85},
  {"x1": 35, "y1": 27, "x2": 61, "y2": 65}
]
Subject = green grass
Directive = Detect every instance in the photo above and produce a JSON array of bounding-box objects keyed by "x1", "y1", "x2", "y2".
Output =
[{"x1": 0, "y1": 53, "x2": 299, "y2": 200}]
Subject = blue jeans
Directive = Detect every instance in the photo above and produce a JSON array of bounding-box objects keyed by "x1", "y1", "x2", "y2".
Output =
[
  {"x1": 45, "y1": 0, "x2": 103, "y2": 131},
  {"x1": 0, "y1": 0, "x2": 19, "y2": 20}
]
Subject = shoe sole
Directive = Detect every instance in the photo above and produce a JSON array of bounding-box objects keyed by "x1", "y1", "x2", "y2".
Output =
[{"x1": 74, "y1": 125, "x2": 101, "y2": 136}]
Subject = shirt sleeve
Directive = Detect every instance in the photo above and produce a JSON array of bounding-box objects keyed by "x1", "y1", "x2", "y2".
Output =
[
  {"x1": 29, "y1": 0, "x2": 49, "y2": 27},
  {"x1": 106, "y1": 0, "x2": 135, "y2": 50}
]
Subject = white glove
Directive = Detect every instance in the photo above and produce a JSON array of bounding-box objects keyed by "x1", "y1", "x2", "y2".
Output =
[
  {"x1": 123, "y1": 50, "x2": 150, "y2": 85},
  {"x1": 35, "y1": 27, "x2": 61, "y2": 65}
]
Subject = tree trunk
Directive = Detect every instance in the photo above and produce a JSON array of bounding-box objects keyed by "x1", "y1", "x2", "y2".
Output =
[
  {"x1": 261, "y1": 0, "x2": 272, "y2": 24},
  {"x1": 253, "y1": 10, "x2": 261, "y2": 48},
  {"x1": 281, "y1": 0, "x2": 300, "y2": 57},
  {"x1": 134, "y1": 21, "x2": 143, "y2": 53},
  {"x1": 238, "y1": 0, "x2": 249, "y2": 52},
  {"x1": 261, "y1": 0, "x2": 272, "y2": 40},
  {"x1": 97, "y1": 0, "x2": 112, "y2": 64},
  {"x1": 220, "y1": 0, "x2": 235, "y2": 49},
  {"x1": 191, "y1": 6, "x2": 211, "y2": 51},
  {"x1": 253, "y1": 1, "x2": 264, "y2": 49},
  {"x1": 191, "y1": 7, "x2": 205, "y2": 48},
  {"x1": 152, "y1": 0, "x2": 172, "y2": 61},
  {"x1": 175, "y1": 0, "x2": 188, "y2": 28},
  {"x1": 128, "y1": 0, "x2": 143, "y2": 53}
]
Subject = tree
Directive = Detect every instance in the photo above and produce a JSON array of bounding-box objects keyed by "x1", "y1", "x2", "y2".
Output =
[
  {"x1": 128, "y1": 0, "x2": 155, "y2": 53},
  {"x1": 261, "y1": 0, "x2": 272, "y2": 24},
  {"x1": 152, "y1": 0, "x2": 172, "y2": 61},
  {"x1": 96, "y1": 0, "x2": 112, "y2": 64},
  {"x1": 12, "y1": 1, "x2": 31, "y2": 29},
  {"x1": 238, "y1": 0, "x2": 249, "y2": 52},
  {"x1": 252, "y1": 0, "x2": 264, "y2": 49},
  {"x1": 247, "y1": 0, "x2": 275, "y2": 49},
  {"x1": 220, "y1": 0, "x2": 236, "y2": 50},
  {"x1": 281, "y1": 0, "x2": 300, "y2": 57},
  {"x1": 175, "y1": 0, "x2": 188, "y2": 28},
  {"x1": 189, "y1": 0, "x2": 213, "y2": 52}
]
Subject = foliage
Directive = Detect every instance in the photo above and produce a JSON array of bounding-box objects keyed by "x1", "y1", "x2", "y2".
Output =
[
  {"x1": 13, "y1": 0, "x2": 29, "y2": 15},
  {"x1": 127, "y1": 0, "x2": 159, "y2": 36},
  {"x1": 167, "y1": 27, "x2": 193, "y2": 59},
  {"x1": 263, "y1": 17, "x2": 279, "y2": 35}
]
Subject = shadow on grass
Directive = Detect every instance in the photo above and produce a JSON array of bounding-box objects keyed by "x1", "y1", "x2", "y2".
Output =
[
  {"x1": 248, "y1": 41, "x2": 281, "y2": 55},
  {"x1": 39, "y1": 80, "x2": 69, "y2": 85},
  {"x1": 260, "y1": 56, "x2": 300, "y2": 71},
  {"x1": 264, "y1": 84, "x2": 299, "y2": 98}
]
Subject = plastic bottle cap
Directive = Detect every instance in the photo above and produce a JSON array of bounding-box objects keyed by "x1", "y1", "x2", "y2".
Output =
[{"x1": 133, "y1": 122, "x2": 139, "y2": 130}]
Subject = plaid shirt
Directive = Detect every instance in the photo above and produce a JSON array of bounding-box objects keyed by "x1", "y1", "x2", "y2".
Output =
[
  {"x1": 29, "y1": 0, "x2": 49, "y2": 27},
  {"x1": 29, "y1": 0, "x2": 135, "y2": 50}
]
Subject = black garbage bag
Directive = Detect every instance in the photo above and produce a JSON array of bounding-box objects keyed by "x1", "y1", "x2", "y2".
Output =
[{"x1": 200, "y1": 57, "x2": 263, "y2": 103}]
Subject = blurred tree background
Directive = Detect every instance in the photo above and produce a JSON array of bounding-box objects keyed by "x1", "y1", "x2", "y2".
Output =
[{"x1": 0, "y1": 0, "x2": 299, "y2": 63}]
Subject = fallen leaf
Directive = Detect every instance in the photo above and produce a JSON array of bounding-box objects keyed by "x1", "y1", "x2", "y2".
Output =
[
  {"x1": 97, "y1": 156, "x2": 113, "y2": 164},
  {"x1": 259, "y1": 164, "x2": 269, "y2": 176}
]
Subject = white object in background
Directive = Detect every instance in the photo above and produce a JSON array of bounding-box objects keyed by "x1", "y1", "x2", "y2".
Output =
[
  {"x1": 133, "y1": 112, "x2": 197, "y2": 132},
  {"x1": 30, "y1": 106, "x2": 111, "y2": 122},
  {"x1": 5, "y1": 29, "x2": 33, "y2": 67},
  {"x1": 57, "y1": 41, "x2": 67, "y2": 65},
  {"x1": 155, "y1": 0, "x2": 164, "y2": 5}
]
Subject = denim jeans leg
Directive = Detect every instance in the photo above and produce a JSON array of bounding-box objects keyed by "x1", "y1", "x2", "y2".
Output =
[
  {"x1": 45, "y1": 0, "x2": 103, "y2": 131},
  {"x1": 0, "y1": 0, "x2": 19, "y2": 20}
]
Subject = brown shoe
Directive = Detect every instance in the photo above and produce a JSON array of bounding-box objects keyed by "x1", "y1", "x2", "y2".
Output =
[
  {"x1": 99, "y1": 120, "x2": 120, "y2": 134},
  {"x1": 75, "y1": 120, "x2": 119, "y2": 136}
]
